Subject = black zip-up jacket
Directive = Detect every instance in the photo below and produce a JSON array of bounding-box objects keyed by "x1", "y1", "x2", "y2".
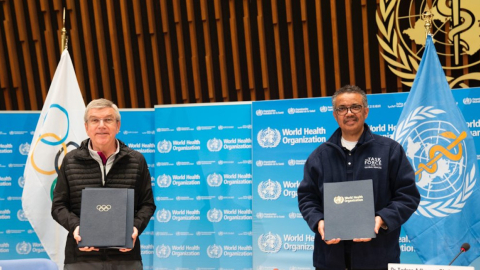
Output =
[
  {"x1": 51, "y1": 139, "x2": 156, "y2": 264},
  {"x1": 298, "y1": 124, "x2": 420, "y2": 269}
]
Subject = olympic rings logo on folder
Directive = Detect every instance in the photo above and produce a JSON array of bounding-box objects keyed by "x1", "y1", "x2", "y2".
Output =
[{"x1": 96, "y1": 205, "x2": 112, "y2": 212}]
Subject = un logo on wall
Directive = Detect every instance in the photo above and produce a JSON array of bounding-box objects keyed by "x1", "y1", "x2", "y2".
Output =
[
  {"x1": 394, "y1": 106, "x2": 475, "y2": 218},
  {"x1": 156, "y1": 209, "x2": 172, "y2": 223},
  {"x1": 257, "y1": 128, "x2": 281, "y2": 148},
  {"x1": 207, "y1": 244, "x2": 223, "y2": 258},
  {"x1": 207, "y1": 208, "x2": 223, "y2": 223},
  {"x1": 16, "y1": 241, "x2": 32, "y2": 255},
  {"x1": 258, "y1": 232, "x2": 282, "y2": 253},
  {"x1": 257, "y1": 179, "x2": 282, "y2": 200},
  {"x1": 156, "y1": 244, "x2": 171, "y2": 258},
  {"x1": 207, "y1": 138, "x2": 223, "y2": 152},
  {"x1": 157, "y1": 174, "x2": 172, "y2": 188},
  {"x1": 207, "y1": 173, "x2": 223, "y2": 187},
  {"x1": 157, "y1": 140, "x2": 172, "y2": 153}
]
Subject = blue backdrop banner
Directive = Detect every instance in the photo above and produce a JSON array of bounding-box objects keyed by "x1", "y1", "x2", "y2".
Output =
[
  {"x1": 153, "y1": 103, "x2": 253, "y2": 270},
  {"x1": 1, "y1": 88, "x2": 480, "y2": 269}
]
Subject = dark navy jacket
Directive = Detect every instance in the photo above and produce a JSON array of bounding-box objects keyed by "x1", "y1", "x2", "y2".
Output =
[{"x1": 298, "y1": 124, "x2": 420, "y2": 269}]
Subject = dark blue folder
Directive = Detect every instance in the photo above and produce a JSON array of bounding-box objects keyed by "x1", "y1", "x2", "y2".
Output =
[
  {"x1": 78, "y1": 188, "x2": 134, "y2": 249},
  {"x1": 324, "y1": 179, "x2": 375, "y2": 240}
]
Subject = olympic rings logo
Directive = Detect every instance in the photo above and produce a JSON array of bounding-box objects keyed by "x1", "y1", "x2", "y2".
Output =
[
  {"x1": 30, "y1": 104, "x2": 71, "y2": 176},
  {"x1": 27, "y1": 103, "x2": 82, "y2": 200},
  {"x1": 96, "y1": 205, "x2": 112, "y2": 212}
]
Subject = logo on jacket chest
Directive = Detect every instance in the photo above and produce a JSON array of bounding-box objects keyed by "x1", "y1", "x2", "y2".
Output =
[{"x1": 364, "y1": 157, "x2": 382, "y2": 169}]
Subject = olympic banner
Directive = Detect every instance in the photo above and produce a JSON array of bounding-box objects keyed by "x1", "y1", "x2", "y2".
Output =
[
  {"x1": 153, "y1": 103, "x2": 253, "y2": 270},
  {"x1": 22, "y1": 50, "x2": 88, "y2": 269}
]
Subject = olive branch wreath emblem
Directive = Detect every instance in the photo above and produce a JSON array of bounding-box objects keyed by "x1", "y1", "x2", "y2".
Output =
[
  {"x1": 394, "y1": 106, "x2": 476, "y2": 218},
  {"x1": 376, "y1": 0, "x2": 458, "y2": 87}
]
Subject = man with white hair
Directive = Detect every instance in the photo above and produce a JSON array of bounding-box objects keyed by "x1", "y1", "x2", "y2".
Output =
[{"x1": 52, "y1": 98, "x2": 156, "y2": 270}]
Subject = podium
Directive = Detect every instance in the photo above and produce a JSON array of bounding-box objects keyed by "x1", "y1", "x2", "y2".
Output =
[{"x1": 388, "y1": 263, "x2": 474, "y2": 270}]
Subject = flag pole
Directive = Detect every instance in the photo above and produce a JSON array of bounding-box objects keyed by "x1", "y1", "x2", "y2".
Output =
[{"x1": 61, "y1": 8, "x2": 68, "y2": 52}]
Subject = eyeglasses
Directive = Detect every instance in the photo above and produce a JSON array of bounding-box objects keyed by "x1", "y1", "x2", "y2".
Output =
[
  {"x1": 87, "y1": 118, "x2": 117, "y2": 125},
  {"x1": 335, "y1": 104, "x2": 363, "y2": 116}
]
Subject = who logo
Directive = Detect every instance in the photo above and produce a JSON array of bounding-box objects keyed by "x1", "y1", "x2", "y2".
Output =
[
  {"x1": 156, "y1": 174, "x2": 172, "y2": 188},
  {"x1": 207, "y1": 208, "x2": 223, "y2": 223},
  {"x1": 207, "y1": 173, "x2": 223, "y2": 187},
  {"x1": 257, "y1": 128, "x2": 281, "y2": 148},
  {"x1": 155, "y1": 244, "x2": 171, "y2": 258},
  {"x1": 257, "y1": 179, "x2": 282, "y2": 200},
  {"x1": 258, "y1": 232, "x2": 282, "y2": 253},
  {"x1": 156, "y1": 209, "x2": 172, "y2": 223},
  {"x1": 207, "y1": 138, "x2": 223, "y2": 152},
  {"x1": 207, "y1": 244, "x2": 223, "y2": 258},
  {"x1": 395, "y1": 106, "x2": 475, "y2": 218},
  {"x1": 16, "y1": 241, "x2": 32, "y2": 255},
  {"x1": 157, "y1": 140, "x2": 172, "y2": 153}
]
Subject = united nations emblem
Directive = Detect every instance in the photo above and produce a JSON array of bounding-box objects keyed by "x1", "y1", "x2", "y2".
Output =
[
  {"x1": 157, "y1": 140, "x2": 172, "y2": 153},
  {"x1": 207, "y1": 208, "x2": 223, "y2": 223},
  {"x1": 207, "y1": 138, "x2": 223, "y2": 152},
  {"x1": 155, "y1": 244, "x2": 171, "y2": 258},
  {"x1": 394, "y1": 106, "x2": 476, "y2": 218},
  {"x1": 258, "y1": 179, "x2": 282, "y2": 200},
  {"x1": 207, "y1": 173, "x2": 223, "y2": 187},
  {"x1": 256, "y1": 160, "x2": 264, "y2": 167},
  {"x1": 19, "y1": 143, "x2": 30, "y2": 155},
  {"x1": 207, "y1": 244, "x2": 223, "y2": 258},
  {"x1": 334, "y1": 196, "x2": 344, "y2": 204},
  {"x1": 377, "y1": 0, "x2": 480, "y2": 88},
  {"x1": 157, "y1": 174, "x2": 172, "y2": 188},
  {"x1": 16, "y1": 241, "x2": 32, "y2": 255},
  {"x1": 257, "y1": 128, "x2": 281, "y2": 148},
  {"x1": 258, "y1": 232, "x2": 282, "y2": 253},
  {"x1": 156, "y1": 209, "x2": 172, "y2": 223}
]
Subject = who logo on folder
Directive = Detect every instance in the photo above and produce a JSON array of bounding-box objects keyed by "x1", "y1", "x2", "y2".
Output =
[{"x1": 393, "y1": 35, "x2": 480, "y2": 265}]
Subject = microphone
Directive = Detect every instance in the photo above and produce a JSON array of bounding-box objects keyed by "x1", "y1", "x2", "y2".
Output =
[{"x1": 448, "y1": 243, "x2": 470, "y2": 265}]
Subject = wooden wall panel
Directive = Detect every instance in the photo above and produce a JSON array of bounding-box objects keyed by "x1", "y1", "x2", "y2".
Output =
[{"x1": 0, "y1": 0, "x2": 478, "y2": 110}]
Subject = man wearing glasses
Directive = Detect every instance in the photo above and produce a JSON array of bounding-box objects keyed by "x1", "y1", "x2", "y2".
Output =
[
  {"x1": 52, "y1": 98, "x2": 156, "y2": 270},
  {"x1": 298, "y1": 85, "x2": 420, "y2": 270}
]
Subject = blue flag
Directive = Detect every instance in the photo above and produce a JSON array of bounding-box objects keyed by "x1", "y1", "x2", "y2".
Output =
[{"x1": 394, "y1": 35, "x2": 480, "y2": 265}]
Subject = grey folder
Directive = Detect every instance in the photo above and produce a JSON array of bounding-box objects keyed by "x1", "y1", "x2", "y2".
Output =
[
  {"x1": 324, "y1": 179, "x2": 375, "y2": 240},
  {"x1": 79, "y1": 188, "x2": 134, "y2": 249}
]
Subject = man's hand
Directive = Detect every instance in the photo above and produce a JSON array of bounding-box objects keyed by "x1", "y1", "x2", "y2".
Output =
[
  {"x1": 318, "y1": 220, "x2": 340, "y2": 245},
  {"x1": 74, "y1": 226, "x2": 99, "y2": 252},
  {"x1": 353, "y1": 216, "x2": 386, "y2": 242},
  {"x1": 119, "y1": 227, "x2": 138, "y2": 252},
  {"x1": 374, "y1": 215, "x2": 386, "y2": 234}
]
